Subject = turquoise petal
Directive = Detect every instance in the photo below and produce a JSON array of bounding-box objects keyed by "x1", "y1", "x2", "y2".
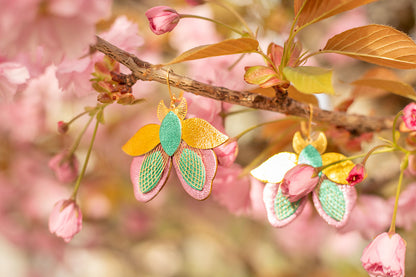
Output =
[
  {"x1": 139, "y1": 150, "x2": 165, "y2": 193},
  {"x1": 159, "y1": 111, "x2": 181, "y2": 156},
  {"x1": 178, "y1": 148, "x2": 205, "y2": 191},
  {"x1": 298, "y1": 144, "x2": 322, "y2": 167},
  {"x1": 318, "y1": 180, "x2": 346, "y2": 222},
  {"x1": 274, "y1": 187, "x2": 301, "y2": 220}
]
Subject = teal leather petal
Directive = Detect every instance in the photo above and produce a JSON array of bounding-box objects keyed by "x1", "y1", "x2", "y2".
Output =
[
  {"x1": 159, "y1": 111, "x2": 181, "y2": 156},
  {"x1": 298, "y1": 144, "x2": 322, "y2": 167},
  {"x1": 178, "y1": 148, "x2": 206, "y2": 191}
]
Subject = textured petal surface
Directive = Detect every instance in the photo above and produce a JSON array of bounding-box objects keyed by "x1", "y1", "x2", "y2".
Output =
[
  {"x1": 159, "y1": 111, "x2": 182, "y2": 156},
  {"x1": 263, "y1": 182, "x2": 307, "y2": 227},
  {"x1": 122, "y1": 124, "x2": 160, "y2": 156},
  {"x1": 313, "y1": 180, "x2": 357, "y2": 228},
  {"x1": 182, "y1": 118, "x2": 228, "y2": 149},
  {"x1": 130, "y1": 145, "x2": 171, "y2": 202},
  {"x1": 321, "y1": 153, "x2": 355, "y2": 185},
  {"x1": 250, "y1": 152, "x2": 298, "y2": 183},
  {"x1": 173, "y1": 143, "x2": 217, "y2": 200},
  {"x1": 298, "y1": 144, "x2": 322, "y2": 167}
]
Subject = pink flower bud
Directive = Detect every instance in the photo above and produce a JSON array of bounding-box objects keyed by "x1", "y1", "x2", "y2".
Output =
[
  {"x1": 402, "y1": 102, "x2": 416, "y2": 131},
  {"x1": 346, "y1": 164, "x2": 367, "y2": 186},
  {"x1": 57, "y1": 121, "x2": 69, "y2": 134},
  {"x1": 48, "y1": 152, "x2": 79, "y2": 183},
  {"x1": 145, "y1": 6, "x2": 180, "y2": 35},
  {"x1": 214, "y1": 139, "x2": 238, "y2": 167},
  {"x1": 361, "y1": 232, "x2": 406, "y2": 277},
  {"x1": 280, "y1": 164, "x2": 320, "y2": 202},
  {"x1": 49, "y1": 199, "x2": 82, "y2": 243}
]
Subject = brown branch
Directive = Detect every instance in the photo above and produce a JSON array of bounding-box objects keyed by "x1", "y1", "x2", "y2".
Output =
[{"x1": 93, "y1": 36, "x2": 394, "y2": 134}]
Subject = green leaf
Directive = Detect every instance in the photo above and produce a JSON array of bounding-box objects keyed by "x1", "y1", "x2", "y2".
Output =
[
  {"x1": 162, "y1": 38, "x2": 259, "y2": 65},
  {"x1": 283, "y1": 66, "x2": 335, "y2": 94}
]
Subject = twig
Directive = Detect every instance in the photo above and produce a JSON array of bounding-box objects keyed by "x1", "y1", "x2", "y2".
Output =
[{"x1": 93, "y1": 36, "x2": 394, "y2": 134}]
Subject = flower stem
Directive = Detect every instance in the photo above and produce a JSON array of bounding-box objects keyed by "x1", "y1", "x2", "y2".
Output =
[
  {"x1": 209, "y1": 0, "x2": 255, "y2": 37},
  {"x1": 179, "y1": 14, "x2": 246, "y2": 36},
  {"x1": 234, "y1": 116, "x2": 301, "y2": 140},
  {"x1": 65, "y1": 111, "x2": 96, "y2": 162},
  {"x1": 389, "y1": 153, "x2": 408, "y2": 234},
  {"x1": 71, "y1": 110, "x2": 102, "y2": 199},
  {"x1": 67, "y1": 110, "x2": 90, "y2": 125}
]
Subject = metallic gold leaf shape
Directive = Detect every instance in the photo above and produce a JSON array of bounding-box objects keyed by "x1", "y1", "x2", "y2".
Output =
[
  {"x1": 292, "y1": 131, "x2": 327, "y2": 154},
  {"x1": 321, "y1": 153, "x2": 355, "y2": 185},
  {"x1": 250, "y1": 152, "x2": 298, "y2": 183},
  {"x1": 182, "y1": 118, "x2": 228, "y2": 149},
  {"x1": 173, "y1": 97, "x2": 187, "y2": 120},
  {"x1": 122, "y1": 124, "x2": 161, "y2": 156},
  {"x1": 157, "y1": 100, "x2": 169, "y2": 122}
]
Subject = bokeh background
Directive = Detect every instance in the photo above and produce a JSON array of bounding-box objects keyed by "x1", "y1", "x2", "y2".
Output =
[{"x1": 1, "y1": 0, "x2": 416, "y2": 276}]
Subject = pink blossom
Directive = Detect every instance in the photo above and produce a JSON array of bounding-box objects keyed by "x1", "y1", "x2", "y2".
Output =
[
  {"x1": 339, "y1": 195, "x2": 392, "y2": 240},
  {"x1": 405, "y1": 155, "x2": 416, "y2": 176},
  {"x1": 212, "y1": 165, "x2": 252, "y2": 215},
  {"x1": 280, "y1": 164, "x2": 320, "y2": 202},
  {"x1": 185, "y1": 0, "x2": 205, "y2": 5},
  {"x1": 48, "y1": 152, "x2": 79, "y2": 183},
  {"x1": 346, "y1": 164, "x2": 367, "y2": 186},
  {"x1": 361, "y1": 232, "x2": 406, "y2": 277},
  {"x1": 49, "y1": 199, "x2": 82, "y2": 243},
  {"x1": 0, "y1": 62, "x2": 30, "y2": 102},
  {"x1": 402, "y1": 103, "x2": 416, "y2": 131},
  {"x1": 214, "y1": 139, "x2": 238, "y2": 167},
  {"x1": 0, "y1": 0, "x2": 112, "y2": 62},
  {"x1": 145, "y1": 6, "x2": 180, "y2": 35}
]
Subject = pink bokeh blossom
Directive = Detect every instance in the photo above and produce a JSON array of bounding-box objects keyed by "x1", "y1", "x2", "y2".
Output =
[
  {"x1": 49, "y1": 199, "x2": 83, "y2": 243},
  {"x1": 361, "y1": 232, "x2": 406, "y2": 277},
  {"x1": 0, "y1": 62, "x2": 30, "y2": 102},
  {"x1": 214, "y1": 139, "x2": 238, "y2": 167},
  {"x1": 48, "y1": 152, "x2": 79, "y2": 183},
  {"x1": 0, "y1": 0, "x2": 112, "y2": 62},
  {"x1": 391, "y1": 183, "x2": 416, "y2": 230},
  {"x1": 212, "y1": 164, "x2": 252, "y2": 215}
]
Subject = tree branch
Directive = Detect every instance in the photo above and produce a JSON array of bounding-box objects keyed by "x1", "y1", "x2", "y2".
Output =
[{"x1": 93, "y1": 36, "x2": 394, "y2": 134}]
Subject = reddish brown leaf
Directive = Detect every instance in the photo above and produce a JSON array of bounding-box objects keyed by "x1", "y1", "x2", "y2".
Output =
[
  {"x1": 351, "y1": 68, "x2": 400, "y2": 98},
  {"x1": 323, "y1": 24, "x2": 416, "y2": 69},
  {"x1": 294, "y1": 0, "x2": 378, "y2": 29},
  {"x1": 351, "y1": 79, "x2": 416, "y2": 101}
]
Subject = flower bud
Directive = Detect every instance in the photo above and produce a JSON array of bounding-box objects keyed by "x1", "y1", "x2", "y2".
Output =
[
  {"x1": 346, "y1": 164, "x2": 367, "y2": 186},
  {"x1": 48, "y1": 152, "x2": 79, "y2": 183},
  {"x1": 57, "y1": 121, "x2": 69, "y2": 134},
  {"x1": 49, "y1": 199, "x2": 82, "y2": 243},
  {"x1": 280, "y1": 164, "x2": 320, "y2": 202},
  {"x1": 145, "y1": 6, "x2": 180, "y2": 35},
  {"x1": 402, "y1": 102, "x2": 416, "y2": 131},
  {"x1": 361, "y1": 232, "x2": 406, "y2": 277}
]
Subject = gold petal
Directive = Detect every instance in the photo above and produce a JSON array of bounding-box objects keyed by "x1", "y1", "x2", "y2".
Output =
[
  {"x1": 321, "y1": 153, "x2": 355, "y2": 185},
  {"x1": 122, "y1": 124, "x2": 161, "y2": 156},
  {"x1": 157, "y1": 100, "x2": 169, "y2": 122},
  {"x1": 182, "y1": 118, "x2": 228, "y2": 149},
  {"x1": 250, "y1": 152, "x2": 298, "y2": 183},
  {"x1": 292, "y1": 131, "x2": 327, "y2": 154},
  {"x1": 174, "y1": 97, "x2": 187, "y2": 120}
]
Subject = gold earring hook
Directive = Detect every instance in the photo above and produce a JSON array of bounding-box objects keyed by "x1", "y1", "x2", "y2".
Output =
[{"x1": 308, "y1": 104, "x2": 313, "y2": 141}]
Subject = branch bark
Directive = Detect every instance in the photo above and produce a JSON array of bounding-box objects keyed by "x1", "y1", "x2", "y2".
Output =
[{"x1": 93, "y1": 36, "x2": 393, "y2": 134}]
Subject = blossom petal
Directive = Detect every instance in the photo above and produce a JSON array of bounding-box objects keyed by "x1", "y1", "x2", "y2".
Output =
[
  {"x1": 313, "y1": 180, "x2": 357, "y2": 228},
  {"x1": 263, "y1": 182, "x2": 307, "y2": 227},
  {"x1": 173, "y1": 143, "x2": 217, "y2": 200},
  {"x1": 130, "y1": 145, "x2": 171, "y2": 202}
]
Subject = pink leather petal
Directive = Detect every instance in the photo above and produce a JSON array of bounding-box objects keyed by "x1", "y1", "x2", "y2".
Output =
[
  {"x1": 312, "y1": 181, "x2": 357, "y2": 228},
  {"x1": 263, "y1": 182, "x2": 307, "y2": 228},
  {"x1": 173, "y1": 144, "x2": 217, "y2": 200},
  {"x1": 130, "y1": 146, "x2": 172, "y2": 202}
]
